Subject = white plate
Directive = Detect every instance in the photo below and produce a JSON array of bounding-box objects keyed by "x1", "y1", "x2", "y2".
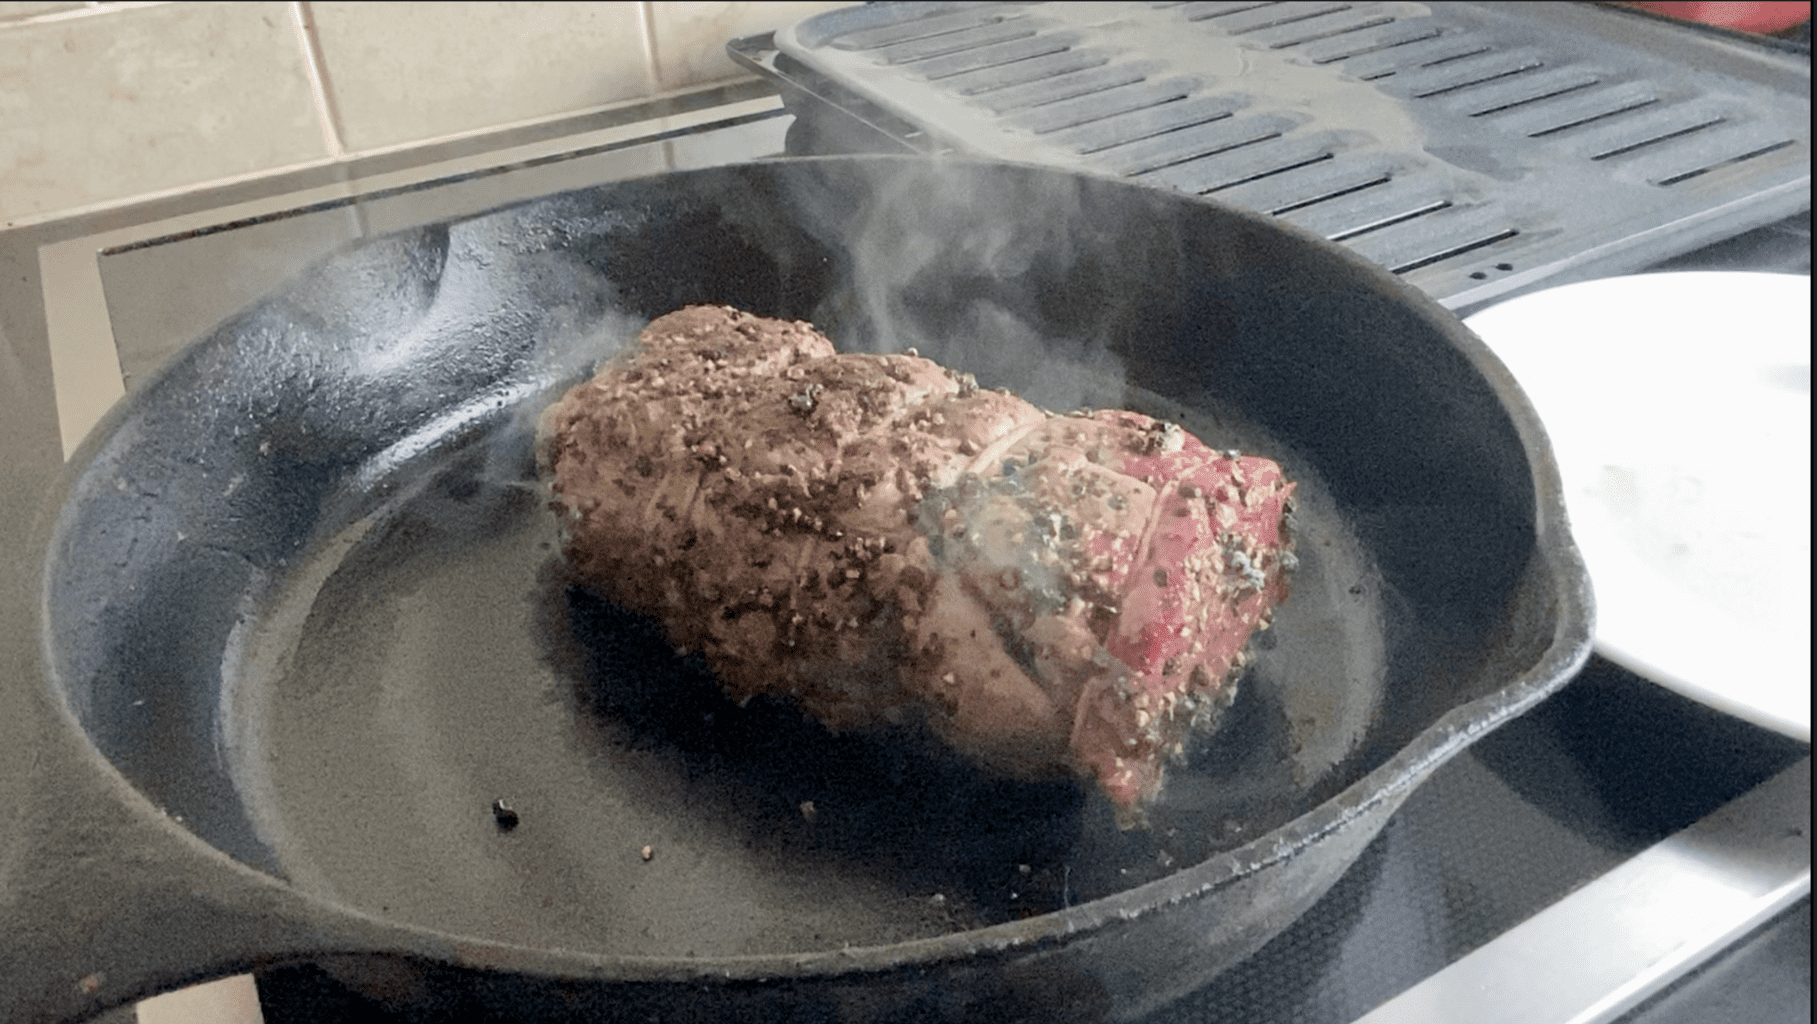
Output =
[{"x1": 1465, "y1": 272, "x2": 1810, "y2": 741}]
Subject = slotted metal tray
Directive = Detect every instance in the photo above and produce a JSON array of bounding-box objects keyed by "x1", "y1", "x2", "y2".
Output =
[{"x1": 732, "y1": 1, "x2": 1810, "y2": 310}]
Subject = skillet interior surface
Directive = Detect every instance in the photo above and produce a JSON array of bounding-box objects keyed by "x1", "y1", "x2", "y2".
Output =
[
  {"x1": 38, "y1": 156, "x2": 1571, "y2": 1005},
  {"x1": 220, "y1": 380, "x2": 1383, "y2": 957}
]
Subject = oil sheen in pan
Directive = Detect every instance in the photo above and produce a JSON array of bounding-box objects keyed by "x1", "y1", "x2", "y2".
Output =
[{"x1": 221, "y1": 378, "x2": 1386, "y2": 961}]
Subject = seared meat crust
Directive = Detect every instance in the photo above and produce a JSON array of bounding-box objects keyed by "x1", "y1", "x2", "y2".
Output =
[{"x1": 541, "y1": 305, "x2": 1294, "y2": 812}]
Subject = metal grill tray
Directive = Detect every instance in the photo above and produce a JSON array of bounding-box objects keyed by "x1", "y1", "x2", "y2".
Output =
[{"x1": 744, "y1": 1, "x2": 1810, "y2": 310}]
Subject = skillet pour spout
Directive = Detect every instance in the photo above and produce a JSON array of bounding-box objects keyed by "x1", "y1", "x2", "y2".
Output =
[{"x1": 6, "y1": 156, "x2": 1591, "y2": 1023}]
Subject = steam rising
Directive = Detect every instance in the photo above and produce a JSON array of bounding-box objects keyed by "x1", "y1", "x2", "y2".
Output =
[
  {"x1": 336, "y1": 231, "x2": 650, "y2": 533},
  {"x1": 804, "y1": 158, "x2": 1131, "y2": 414},
  {"x1": 418, "y1": 157, "x2": 1149, "y2": 521}
]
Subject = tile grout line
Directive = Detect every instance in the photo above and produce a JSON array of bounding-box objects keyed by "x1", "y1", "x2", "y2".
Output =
[
  {"x1": 290, "y1": 0, "x2": 348, "y2": 161},
  {"x1": 2, "y1": 86, "x2": 782, "y2": 231}
]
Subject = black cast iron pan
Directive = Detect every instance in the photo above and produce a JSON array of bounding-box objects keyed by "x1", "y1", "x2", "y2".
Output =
[{"x1": 5, "y1": 156, "x2": 1591, "y2": 1022}]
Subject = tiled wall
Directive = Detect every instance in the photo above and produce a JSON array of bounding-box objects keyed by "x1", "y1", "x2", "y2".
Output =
[{"x1": 0, "y1": 1, "x2": 851, "y2": 226}]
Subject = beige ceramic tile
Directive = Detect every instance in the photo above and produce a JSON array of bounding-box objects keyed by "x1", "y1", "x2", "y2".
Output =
[
  {"x1": 310, "y1": 1, "x2": 658, "y2": 153},
  {"x1": 0, "y1": 2, "x2": 328, "y2": 225},
  {"x1": 0, "y1": 1, "x2": 84, "y2": 21},
  {"x1": 649, "y1": 1, "x2": 856, "y2": 90}
]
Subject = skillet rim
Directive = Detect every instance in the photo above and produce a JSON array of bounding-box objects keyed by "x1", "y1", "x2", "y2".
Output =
[{"x1": 22, "y1": 152, "x2": 1595, "y2": 995}]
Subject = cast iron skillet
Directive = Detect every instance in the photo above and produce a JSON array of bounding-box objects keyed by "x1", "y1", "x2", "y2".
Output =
[{"x1": 9, "y1": 156, "x2": 1591, "y2": 1022}]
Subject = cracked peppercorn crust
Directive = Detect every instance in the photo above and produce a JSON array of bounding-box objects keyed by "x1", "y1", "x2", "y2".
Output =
[{"x1": 540, "y1": 305, "x2": 1295, "y2": 814}]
